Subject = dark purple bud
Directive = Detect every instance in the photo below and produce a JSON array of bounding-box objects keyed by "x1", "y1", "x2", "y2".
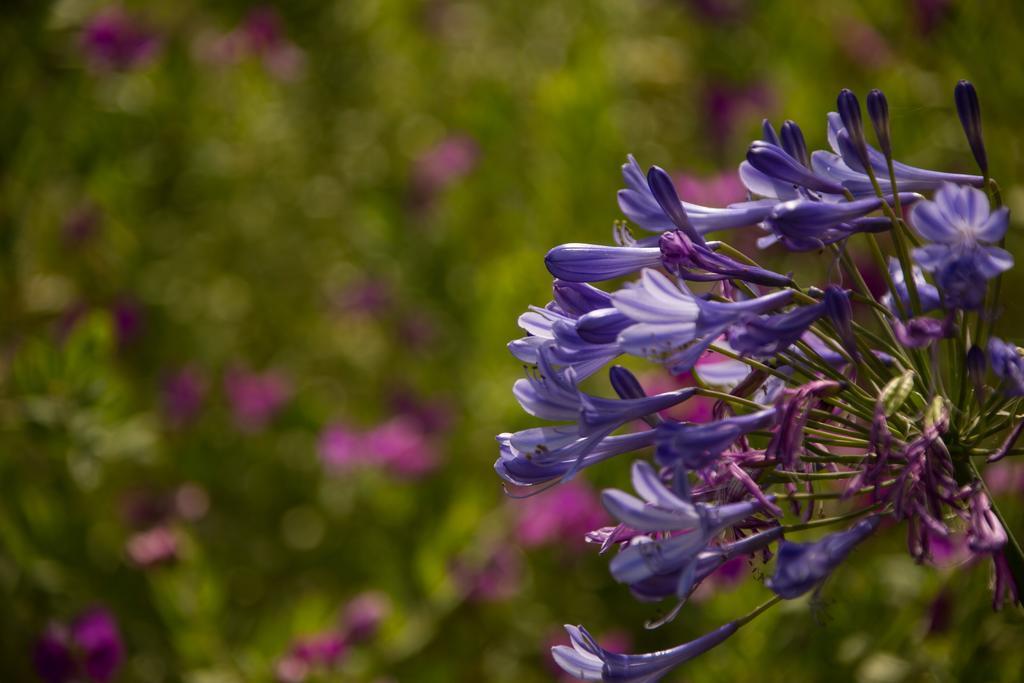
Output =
[
  {"x1": 343, "y1": 591, "x2": 391, "y2": 643},
  {"x1": 866, "y1": 88, "x2": 892, "y2": 158},
  {"x1": 609, "y1": 365, "x2": 647, "y2": 400},
  {"x1": 780, "y1": 120, "x2": 810, "y2": 167},
  {"x1": 34, "y1": 626, "x2": 77, "y2": 683},
  {"x1": 767, "y1": 515, "x2": 881, "y2": 599},
  {"x1": 967, "y1": 490, "x2": 1007, "y2": 553},
  {"x1": 954, "y1": 80, "x2": 988, "y2": 174},
  {"x1": 824, "y1": 286, "x2": 856, "y2": 355},
  {"x1": 837, "y1": 88, "x2": 870, "y2": 168},
  {"x1": 761, "y1": 118, "x2": 782, "y2": 146},
  {"x1": 71, "y1": 609, "x2": 124, "y2": 683},
  {"x1": 646, "y1": 166, "x2": 703, "y2": 243},
  {"x1": 746, "y1": 141, "x2": 845, "y2": 195}
]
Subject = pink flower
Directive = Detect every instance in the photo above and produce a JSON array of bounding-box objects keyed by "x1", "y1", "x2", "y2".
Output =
[
  {"x1": 513, "y1": 480, "x2": 607, "y2": 549},
  {"x1": 126, "y1": 526, "x2": 178, "y2": 568},
  {"x1": 673, "y1": 171, "x2": 746, "y2": 207},
  {"x1": 161, "y1": 367, "x2": 206, "y2": 428},
  {"x1": 411, "y1": 135, "x2": 479, "y2": 204},
  {"x1": 319, "y1": 419, "x2": 439, "y2": 478},
  {"x1": 192, "y1": 6, "x2": 305, "y2": 81},
  {"x1": 454, "y1": 546, "x2": 523, "y2": 602},
  {"x1": 985, "y1": 462, "x2": 1024, "y2": 495},
  {"x1": 224, "y1": 367, "x2": 291, "y2": 432},
  {"x1": 363, "y1": 417, "x2": 438, "y2": 478},
  {"x1": 80, "y1": 8, "x2": 160, "y2": 72},
  {"x1": 342, "y1": 591, "x2": 391, "y2": 643}
]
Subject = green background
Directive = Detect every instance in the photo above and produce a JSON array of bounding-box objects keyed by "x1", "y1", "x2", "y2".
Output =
[{"x1": 2, "y1": 1, "x2": 1023, "y2": 681}]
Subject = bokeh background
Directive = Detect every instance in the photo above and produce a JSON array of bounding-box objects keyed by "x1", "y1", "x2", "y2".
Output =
[{"x1": 3, "y1": 1, "x2": 1024, "y2": 681}]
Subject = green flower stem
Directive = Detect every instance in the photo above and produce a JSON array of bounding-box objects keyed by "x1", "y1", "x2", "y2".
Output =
[
  {"x1": 782, "y1": 502, "x2": 883, "y2": 532},
  {"x1": 734, "y1": 595, "x2": 782, "y2": 627}
]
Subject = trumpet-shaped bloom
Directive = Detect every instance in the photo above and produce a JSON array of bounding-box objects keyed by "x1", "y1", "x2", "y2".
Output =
[
  {"x1": 767, "y1": 516, "x2": 881, "y2": 598},
  {"x1": 612, "y1": 269, "x2": 792, "y2": 373},
  {"x1": 619, "y1": 155, "x2": 776, "y2": 234},
  {"x1": 552, "y1": 621, "x2": 738, "y2": 683},
  {"x1": 655, "y1": 408, "x2": 778, "y2": 469}
]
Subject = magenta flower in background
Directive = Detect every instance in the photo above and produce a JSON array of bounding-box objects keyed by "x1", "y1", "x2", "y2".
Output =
[
  {"x1": 319, "y1": 423, "x2": 364, "y2": 471},
  {"x1": 673, "y1": 171, "x2": 746, "y2": 208},
  {"x1": 513, "y1": 479, "x2": 607, "y2": 550},
  {"x1": 411, "y1": 134, "x2": 480, "y2": 205},
  {"x1": 126, "y1": 525, "x2": 178, "y2": 568},
  {"x1": 702, "y1": 83, "x2": 773, "y2": 148},
  {"x1": 35, "y1": 608, "x2": 124, "y2": 683},
  {"x1": 111, "y1": 296, "x2": 145, "y2": 350},
  {"x1": 986, "y1": 462, "x2": 1024, "y2": 495},
  {"x1": 224, "y1": 366, "x2": 291, "y2": 432},
  {"x1": 364, "y1": 417, "x2": 438, "y2": 478},
  {"x1": 320, "y1": 418, "x2": 439, "y2": 478},
  {"x1": 342, "y1": 591, "x2": 391, "y2": 643},
  {"x1": 63, "y1": 204, "x2": 102, "y2": 247},
  {"x1": 275, "y1": 632, "x2": 346, "y2": 683},
  {"x1": 193, "y1": 6, "x2": 305, "y2": 81},
  {"x1": 455, "y1": 546, "x2": 524, "y2": 603},
  {"x1": 161, "y1": 366, "x2": 207, "y2": 427},
  {"x1": 80, "y1": 8, "x2": 159, "y2": 72}
]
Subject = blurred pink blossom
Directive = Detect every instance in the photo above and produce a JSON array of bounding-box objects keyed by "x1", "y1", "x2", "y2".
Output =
[
  {"x1": 342, "y1": 591, "x2": 391, "y2": 643},
  {"x1": 411, "y1": 134, "x2": 479, "y2": 204},
  {"x1": 161, "y1": 366, "x2": 207, "y2": 428},
  {"x1": 80, "y1": 8, "x2": 160, "y2": 72},
  {"x1": 125, "y1": 525, "x2": 178, "y2": 568},
  {"x1": 985, "y1": 462, "x2": 1024, "y2": 495},
  {"x1": 224, "y1": 367, "x2": 291, "y2": 432},
  {"x1": 673, "y1": 171, "x2": 746, "y2": 207},
  {"x1": 319, "y1": 418, "x2": 439, "y2": 478},
  {"x1": 454, "y1": 546, "x2": 523, "y2": 602},
  {"x1": 193, "y1": 6, "x2": 305, "y2": 81},
  {"x1": 513, "y1": 480, "x2": 607, "y2": 549}
]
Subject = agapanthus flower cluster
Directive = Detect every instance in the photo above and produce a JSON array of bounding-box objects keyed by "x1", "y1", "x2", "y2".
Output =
[{"x1": 496, "y1": 82, "x2": 1023, "y2": 681}]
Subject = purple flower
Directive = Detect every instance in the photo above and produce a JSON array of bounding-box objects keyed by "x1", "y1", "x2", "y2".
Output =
[
  {"x1": 552, "y1": 620, "x2": 738, "y2": 682},
  {"x1": 544, "y1": 244, "x2": 664, "y2": 283},
  {"x1": 746, "y1": 140, "x2": 846, "y2": 196},
  {"x1": 161, "y1": 366, "x2": 206, "y2": 427},
  {"x1": 812, "y1": 112, "x2": 984, "y2": 196},
  {"x1": 611, "y1": 268, "x2": 793, "y2": 373},
  {"x1": 766, "y1": 516, "x2": 881, "y2": 598},
  {"x1": 910, "y1": 184, "x2": 1011, "y2": 309},
  {"x1": 319, "y1": 423, "x2": 363, "y2": 471},
  {"x1": 892, "y1": 316, "x2": 952, "y2": 349},
  {"x1": 364, "y1": 417, "x2": 438, "y2": 478},
  {"x1": 35, "y1": 609, "x2": 125, "y2": 683},
  {"x1": 342, "y1": 591, "x2": 391, "y2": 643},
  {"x1": 80, "y1": 8, "x2": 160, "y2": 72},
  {"x1": 33, "y1": 626, "x2": 76, "y2": 683},
  {"x1": 601, "y1": 462, "x2": 773, "y2": 586},
  {"x1": 412, "y1": 134, "x2": 479, "y2": 203},
  {"x1": 966, "y1": 490, "x2": 1007, "y2": 554},
  {"x1": 659, "y1": 230, "x2": 793, "y2": 287},
  {"x1": 126, "y1": 525, "x2": 178, "y2": 568},
  {"x1": 727, "y1": 301, "x2": 828, "y2": 358},
  {"x1": 619, "y1": 156, "x2": 775, "y2": 235},
  {"x1": 880, "y1": 257, "x2": 941, "y2": 317},
  {"x1": 224, "y1": 366, "x2": 291, "y2": 432},
  {"x1": 761, "y1": 194, "x2": 921, "y2": 251},
  {"x1": 987, "y1": 337, "x2": 1024, "y2": 396},
  {"x1": 655, "y1": 408, "x2": 777, "y2": 469}
]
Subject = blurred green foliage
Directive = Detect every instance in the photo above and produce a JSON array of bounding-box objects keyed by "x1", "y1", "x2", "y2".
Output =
[{"x1": 1, "y1": 0, "x2": 1023, "y2": 681}]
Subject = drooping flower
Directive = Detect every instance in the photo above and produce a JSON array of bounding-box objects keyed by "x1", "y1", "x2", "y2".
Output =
[
  {"x1": 551, "y1": 620, "x2": 739, "y2": 683},
  {"x1": 766, "y1": 516, "x2": 882, "y2": 598},
  {"x1": 988, "y1": 337, "x2": 1024, "y2": 397}
]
